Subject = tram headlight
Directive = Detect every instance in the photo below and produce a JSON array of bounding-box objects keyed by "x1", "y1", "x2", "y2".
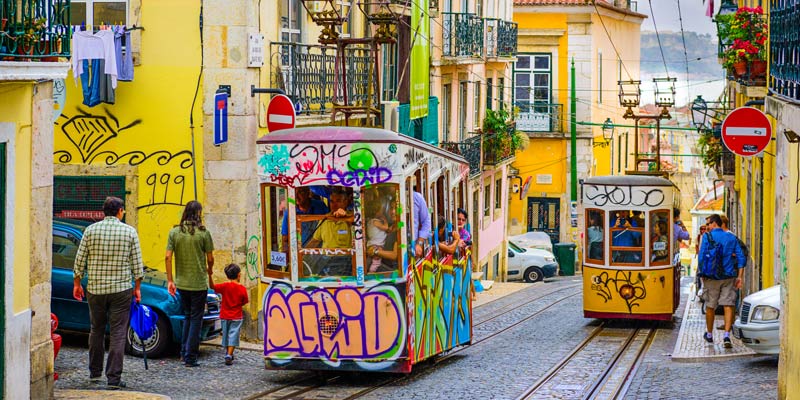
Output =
[
  {"x1": 619, "y1": 284, "x2": 635, "y2": 300},
  {"x1": 751, "y1": 305, "x2": 779, "y2": 321}
]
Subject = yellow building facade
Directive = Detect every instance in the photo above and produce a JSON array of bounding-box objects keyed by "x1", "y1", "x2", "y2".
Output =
[{"x1": 511, "y1": 1, "x2": 643, "y2": 254}]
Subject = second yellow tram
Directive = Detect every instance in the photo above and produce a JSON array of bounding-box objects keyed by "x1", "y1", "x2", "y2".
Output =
[{"x1": 581, "y1": 175, "x2": 681, "y2": 321}]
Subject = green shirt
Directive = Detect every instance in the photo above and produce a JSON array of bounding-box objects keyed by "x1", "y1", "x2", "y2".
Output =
[
  {"x1": 73, "y1": 217, "x2": 145, "y2": 295},
  {"x1": 312, "y1": 220, "x2": 352, "y2": 248},
  {"x1": 167, "y1": 223, "x2": 214, "y2": 291}
]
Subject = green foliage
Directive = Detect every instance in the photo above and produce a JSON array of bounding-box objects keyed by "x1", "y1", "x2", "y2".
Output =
[
  {"x1": 697, "y1": 129, "x2": 722, "y2": 171},
  {"x1": 481, "y1": 108, "x2": 528, "y2": 153}
]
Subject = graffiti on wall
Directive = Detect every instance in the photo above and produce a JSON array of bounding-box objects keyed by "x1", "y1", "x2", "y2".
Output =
[
  {"x1": 263, "y1": 282, "x2": 406, "y2": 362},
  {"x1": 53, "y1": 107, "x2": 194, "y2": 210},
  {"x1": 590, "y1": 270, "x2": 649, "y2": 313},
  {"x1": 413, "y1": 256, "x2": 472, "y2": 360},
  {"x1": 258, "y1": 143, "x2": 400, "y2": 187}
]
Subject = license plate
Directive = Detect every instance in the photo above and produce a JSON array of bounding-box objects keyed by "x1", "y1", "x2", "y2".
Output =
[{"x1": 214, "y1": 319, "x2": 221, "y2": 331}]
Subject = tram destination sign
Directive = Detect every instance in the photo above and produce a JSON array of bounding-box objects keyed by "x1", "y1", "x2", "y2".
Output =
[
  {"x1": 583, "y1": 184, "x2": 668, "y2": 209},
  {"x1": 721, "y1": 107, "x2": 772, "y2": 157}
]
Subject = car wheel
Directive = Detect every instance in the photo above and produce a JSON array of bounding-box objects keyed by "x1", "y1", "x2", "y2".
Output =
[
  {"x1": 524, "y1": 266, "x2": 544, "y2": 283},
  {"x1": 126, "y1": 313, "x2": 171, "y2": 358}
]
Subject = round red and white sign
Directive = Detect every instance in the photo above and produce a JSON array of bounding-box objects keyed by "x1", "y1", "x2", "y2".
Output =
[
  {"x1": 266, "y1": 94, "x2": 296, "y2": 132},
  {"x1": 721, "y1": 107, "x2": 772, "y2": 156}
]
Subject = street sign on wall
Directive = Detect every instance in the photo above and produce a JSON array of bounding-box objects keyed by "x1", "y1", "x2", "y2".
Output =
[
  {"x1": 266, "y1": 94, "x2": 296, "y2": 132},
  {"x1": 214, "y1": 91, "x2": 228, "y2": 146},
  {"x1": 721, "y1": 107, "x2": 772, "y2": 156}
]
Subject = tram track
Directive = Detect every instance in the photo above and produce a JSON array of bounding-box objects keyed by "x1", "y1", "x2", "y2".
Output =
[
  {"x1": 243, "y1": 283, "x2": 582, "y2": 400},
  {"x1": 516, "y1": 321, "x2": 658, "y2": 400}
]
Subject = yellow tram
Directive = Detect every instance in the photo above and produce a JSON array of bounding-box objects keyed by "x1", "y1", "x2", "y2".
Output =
[
  {"x1": 255, "y1": 127, "x2": 473, "y2": 373},
  {"x1": 581, "y1": 175, "x2": 681, "y2": 321}
]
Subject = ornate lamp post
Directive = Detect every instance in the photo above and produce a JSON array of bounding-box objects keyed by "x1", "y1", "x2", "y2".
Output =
[
  {"x1": 593, "y1": 117, "x2": 615, "y2": 148},
  {"x1": 617, "y1": 77, "x2": 675, "y2": 174}
]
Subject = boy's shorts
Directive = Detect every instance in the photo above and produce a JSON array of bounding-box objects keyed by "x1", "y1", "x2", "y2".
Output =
[
  {"x1": 701, "y1": 277, "x2": 737, "y2": 310},
  {"x1": 221, "y1": 319, "x2": 243, "y2": 348}
]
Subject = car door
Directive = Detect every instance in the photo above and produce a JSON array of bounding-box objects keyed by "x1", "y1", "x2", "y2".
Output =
[{"x1": 52, "y1": 227, "x2": 90, "y2": 330}]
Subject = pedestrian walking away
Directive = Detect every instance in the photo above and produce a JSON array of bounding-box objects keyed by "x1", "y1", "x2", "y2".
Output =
[
  {"x1": 165, "y1": 200, "x2": 215, "y2": 367},
  {"x1": 208, "y1": 263, "x2": 249, "y2": 365},
  {"x1": 72, "y1": 196, "x2": 144, "y2": 390},
  {"x1": 697, "y1": 214, "x2": 746, "y2": 348}
]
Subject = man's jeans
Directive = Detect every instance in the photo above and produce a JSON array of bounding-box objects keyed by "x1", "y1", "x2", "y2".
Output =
[
  {"x1": 87, "y1": 289, "x2": 131, "y2": 385},
  {"x1": 178, "y1": 289, "x2": 207, "y2": 363}
]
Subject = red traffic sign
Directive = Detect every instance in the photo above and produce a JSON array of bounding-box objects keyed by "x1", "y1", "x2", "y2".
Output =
[
  {"x1": 266, "y1": 94, "x2": 296, "y2": 132},
  {"x1": 721, "y1": 107, "x2": 772, "y2": 156}
]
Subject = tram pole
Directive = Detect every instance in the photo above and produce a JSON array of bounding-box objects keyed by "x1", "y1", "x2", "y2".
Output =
[{"x1": 570, "y1": 59, "x2": 577, "y2": 203}]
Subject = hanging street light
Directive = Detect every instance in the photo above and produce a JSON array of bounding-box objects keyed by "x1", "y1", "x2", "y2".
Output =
[
  {"x1": 618, "y1": 80, "x2": 641, "y2": 118},
  {"x1": 617, "y1": 78, "x2": 674, "y2": 175},
  {"x1": 602, "y1": 117, "x2": 615, "y2": 142},
  {"x1": 653, "y1": 77, "x2": 676, "y2": 117}
]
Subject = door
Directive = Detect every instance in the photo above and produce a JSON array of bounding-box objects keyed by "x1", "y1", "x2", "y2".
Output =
[
  {"x1": 527, "y1": 197, "x2": 560, "y2": 244},
  {"x1": 0, "y1": 142, "x2": 5, "y2": 393}
]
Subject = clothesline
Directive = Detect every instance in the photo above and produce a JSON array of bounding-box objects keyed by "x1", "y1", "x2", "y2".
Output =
[{"x1": 71, "y1": 24, "x2": 144, "y2": 34}]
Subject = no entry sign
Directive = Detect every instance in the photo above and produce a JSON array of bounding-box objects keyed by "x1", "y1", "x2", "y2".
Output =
[
  {"x1": 721, "y1": 107, "x2": 772, "y2": 156},
  {"x1": 266, "y1": 94, "x2": 296, "y2": 132}
]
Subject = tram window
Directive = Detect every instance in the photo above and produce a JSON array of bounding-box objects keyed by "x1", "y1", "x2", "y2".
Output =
[
  {"x1": 363, "y1": 183, "x2": 401, "y2": 276},
  {"x1": 262, "y1": 184, "x2": 290, "y2": 278},
  {"x1": 299, "y1": 186, "x2": 355, "y2": 278},
  {"x1": 650, "y1": 210, "x2": 671, "y2": 265},
  {"x1": 610, "y1": 210, "x2": 644, "y2": 265},
  {"x1": 586, "y1": 209, "x2": 605, "y2": 262}
]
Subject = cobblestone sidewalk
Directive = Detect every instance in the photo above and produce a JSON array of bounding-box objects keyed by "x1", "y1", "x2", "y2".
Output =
[{"x1": 671, "y1": 284, "x2": 755, "y2": 361}]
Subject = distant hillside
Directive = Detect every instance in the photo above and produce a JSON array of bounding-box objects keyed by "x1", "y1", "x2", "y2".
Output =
[{"x1": 640, "y1": 31, "x2": 720, "y2": 80}]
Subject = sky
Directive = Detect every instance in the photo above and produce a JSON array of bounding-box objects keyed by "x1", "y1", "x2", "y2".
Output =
[{"x1": 636, "y1": 0, "x2": 717, "y2": 36}]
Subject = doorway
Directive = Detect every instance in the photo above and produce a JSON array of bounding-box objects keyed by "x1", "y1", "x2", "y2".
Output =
[{"x1": 526, "y1": 197, "x2": 560, "y2": 244}]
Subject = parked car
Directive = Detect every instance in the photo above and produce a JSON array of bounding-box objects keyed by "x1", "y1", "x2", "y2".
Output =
[
  {"x1": 507, "y1": 240, "x2": 558, "y2": 283},
  {"x1": 51, "y1": 218, "x2": 222, "y2": 357},
  {"x1": 733, "y1": 284, "x2": 780, "y2": 355},
  {"x1": 509, "y1": 231, "x2": 553, "y2": 253}
]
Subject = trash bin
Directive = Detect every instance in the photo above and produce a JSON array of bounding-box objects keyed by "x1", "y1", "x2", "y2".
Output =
[{"x1": 554, "y1": 243, "x2": 576, "y2": 276}]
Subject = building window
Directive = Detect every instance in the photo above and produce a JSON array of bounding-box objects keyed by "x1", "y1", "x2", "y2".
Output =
[
  {"x1": 498, "y1": 77, "x2": 505, "y2": 110},
  {"x1": 483, "y1": 180, "x2": 491, "y2": 217},
  {"x1": 515, "y1": 54, "x2": 552, "y2": 132},
  {"x1": 382, "y1": 43, "x2": 398, "y2": 101},
  {"x1": 473, "y1": 81, "x2": 481, "y2": 130},
  {"x1": 459, "y1": 81, "x2": 468, "y2": 140},
  {"x1": 598, "y1": 49, "x2": 603, "y2": 104},
  {"x1": 337, "y1": 0, "x2": 352, "y2": 37},
  {"x1": 494, "y1": 176, "x2": 502, "y2": 210},
  {"x1": 280, "y1": 0, "x2": 302, "y2": 43},
  {"x1": 472, "y1": 190, "x2": 479, "y2": 230},
  {"x1": 442, "y1": 83, "x2": 451, "y2": 141},
  {"x1": 70, "y1": 0, "x2": 128, "y2": 28},
  {"x1": 486, "y1": 78, "x2": 493, "y2": 111},
  {"x1": 475, "y1": 0, "x2": 483, "y2": 16}
]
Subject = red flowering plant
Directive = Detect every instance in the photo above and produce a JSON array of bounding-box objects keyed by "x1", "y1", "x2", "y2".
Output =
[{"x1": 717, "y1": 6, "x2": 768, "y2": 70}]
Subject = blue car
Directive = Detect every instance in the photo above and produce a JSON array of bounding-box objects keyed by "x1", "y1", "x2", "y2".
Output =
[{"x1": 51, "y1": 218, "x2": 222, "y2": 357}]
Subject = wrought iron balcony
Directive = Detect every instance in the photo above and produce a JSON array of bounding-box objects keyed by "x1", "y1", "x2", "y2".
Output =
[
  {"x1": 485, "y1": 18, "x2": 517, "y2": 58},
  {"x1": 770, "y1": 0, "x2": 800, "y2": 102},
  {"x1": 482, "y1": 130, "x2": 515, "y2": 166},
  {"x1": 442, "y1": 12, "x2": 483, "y2": 58},
  {"x1": 514, "y1": 102, "x2": 564, "y2": 133},
  {"x1": 441, "y1": 135, "x2": 481, "y2": 176},
  {"x1": 269, "y1": 41, "x2": 377, "y2": 115},
  {"x1": 0, "y1": 0, "x2": 71, "y2": 60}
]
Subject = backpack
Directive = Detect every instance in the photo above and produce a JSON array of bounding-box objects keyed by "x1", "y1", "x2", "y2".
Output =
[{"x1": 700, "y1": 232, "x2": 727, "y2": 280}]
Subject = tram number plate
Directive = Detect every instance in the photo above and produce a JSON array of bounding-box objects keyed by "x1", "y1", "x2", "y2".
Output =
[{"x1": 733, "y1": 328, "x2": 743, "y2": 339}]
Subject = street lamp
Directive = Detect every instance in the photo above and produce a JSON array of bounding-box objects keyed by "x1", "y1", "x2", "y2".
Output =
[
  {"x1": 690, "y1": 94, "x2": 730, "y2": 130},
  {"x1": 617, "y1": 78, "x2": 673, "y2": 175},
  {"x1": 618, "y1": 80, "x2": 641, "y2": 118},
  {"x1": 653, "y1": 77, "x2": 676, "y2": 117},
  {"x1": 602, "y1": 118, "x2": 614, "y2": 142}
]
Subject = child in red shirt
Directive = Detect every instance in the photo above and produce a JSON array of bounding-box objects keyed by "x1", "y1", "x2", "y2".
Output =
[{"x1": 208, "y1": 264, "x2": 249, "y2": 365}]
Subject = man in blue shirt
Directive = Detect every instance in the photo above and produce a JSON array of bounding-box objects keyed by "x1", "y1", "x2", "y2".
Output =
[
  {"x1": 281, "y1": 186, "x2": 329, "y2": 249},
  {"x1": 412, "y1": 191, "x2": 432, "y2": 258},
  {"x1": 698, "y1": 214, "x2": 746, "y2": 348},
  {"x1": 672, "y1": 208, "x2": 691, "y2": 260}
]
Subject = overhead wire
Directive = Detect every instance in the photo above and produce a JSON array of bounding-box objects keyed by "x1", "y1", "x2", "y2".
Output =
[
  {"x1": 647, "y1": 0, "x2": 671, "y2": 78},
  {"x1": 676, "y1": 0, "x2": 692, "y2": 105}
]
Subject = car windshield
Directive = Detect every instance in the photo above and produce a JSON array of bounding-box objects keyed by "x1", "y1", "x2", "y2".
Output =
[{"x1": 508, "y1": 241, "x2": 526, "y2": 253}]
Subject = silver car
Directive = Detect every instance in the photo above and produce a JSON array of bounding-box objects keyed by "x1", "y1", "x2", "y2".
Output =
[{"x1": 733, "y1": 285, "x2": 780, "y2": 355}]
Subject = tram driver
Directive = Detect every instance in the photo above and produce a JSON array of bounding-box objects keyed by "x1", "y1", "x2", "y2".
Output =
[{"x1": 303, "y1": 187, "x2": 354, "y2": 276}]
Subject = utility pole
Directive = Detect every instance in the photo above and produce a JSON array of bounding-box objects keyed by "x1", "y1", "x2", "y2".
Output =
[{"x1": 570, "y1": 58, "x2": 577, "y2": 202}]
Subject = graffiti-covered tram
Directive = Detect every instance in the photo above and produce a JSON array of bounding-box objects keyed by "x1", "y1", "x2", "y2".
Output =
[
  {"x1": 255, "y1": 127, "x2": 473, "y2": 373},
  {"x1": 581, "y1": 175, "x2": 681, "y2": 321}
]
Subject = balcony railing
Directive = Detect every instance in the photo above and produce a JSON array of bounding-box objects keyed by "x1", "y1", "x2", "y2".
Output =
[
  {"x1": 442, "y1": 12, "x2": 483, "y2": 58},
  {"x1": 0, "y1": 0, "x2": 71, "y2": 60},
  {"x1": 441, "y1": 135, "x2": 481, "y2": 176},
  {"x1": 269, "y1": 42, "x2": 377, "y2": 115},
  {"x1": 483, "y1": 131, "x2": 515, "y2": 166},
  {"x1": 514, "y1": 102, "x2": 563, "y2": 133},
  {"x1": 769, "y1": 0, "x2": 800, "y2": 102},
  {"x1": 485, "y1": 19, "x2": 517, "y2": 58}
]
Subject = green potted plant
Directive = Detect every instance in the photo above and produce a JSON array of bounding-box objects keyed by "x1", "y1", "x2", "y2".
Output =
[
  {"x1": 698, "y1": 129, "x2": 723, "y2": 172},
  {"x1": 718, "y1": 7, "x2": 767, "y2": 78},
  {"x1": 481, "y1": 108, "x2": 529, "y2": 158}
]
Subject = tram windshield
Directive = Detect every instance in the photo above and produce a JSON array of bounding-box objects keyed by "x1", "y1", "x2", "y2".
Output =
[{"x1": 610, "y1": 210, "x2": 644, "y2": 265}]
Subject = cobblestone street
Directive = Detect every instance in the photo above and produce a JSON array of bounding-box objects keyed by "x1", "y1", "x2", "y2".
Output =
[{"x1": 54, "y1": 277, "x2": 778, "y2": 399}]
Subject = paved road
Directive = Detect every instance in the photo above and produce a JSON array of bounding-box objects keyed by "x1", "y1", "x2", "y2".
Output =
[{"x1": 54, "y1": 277, "x2": 778, "y2": 399}]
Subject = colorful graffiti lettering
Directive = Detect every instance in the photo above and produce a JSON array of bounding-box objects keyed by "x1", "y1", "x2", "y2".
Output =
[
  {"x1": 326, "y1": 167, "x2": 393, "y2": 187},
  {"x1": 413, "y1": 256, "x2": 471, "y2": 360},
  {"x1": 299, "y1": 248, "x2": 354, "y2": 256},
  {"x1": 263, "y1": 283, "x2": 406, "y2": 359},
  {"x1": 258, "y1": 145, "x2": 291, "y2": 175},
  {"x1": 246, "y1": 234, "x2": 261, "y2": 281},
  {"x1": 591, "y1": 270, "x2": 648, "y2": 313}
]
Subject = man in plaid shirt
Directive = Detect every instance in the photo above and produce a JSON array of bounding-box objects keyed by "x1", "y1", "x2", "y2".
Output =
[{"x1": 73, "y1": 196, "x2": 144, "y2": 390}]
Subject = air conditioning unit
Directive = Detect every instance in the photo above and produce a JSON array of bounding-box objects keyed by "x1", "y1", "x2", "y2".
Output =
[{"x1": 382, "y1": 101, "x2": 400, "y2": 132}]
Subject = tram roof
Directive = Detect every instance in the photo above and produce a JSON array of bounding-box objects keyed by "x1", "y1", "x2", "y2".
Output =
[
  {"x1": 257, "y1": 127, "x2": 466, "y2": 164},
  {"x1": 582, "y1": 175, "x2": 675, "y2": 187}
]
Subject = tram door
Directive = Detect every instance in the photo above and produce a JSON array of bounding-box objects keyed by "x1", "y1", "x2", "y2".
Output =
[{"x1": 527, "y1": 197, "x2": 560, "y2": 244}]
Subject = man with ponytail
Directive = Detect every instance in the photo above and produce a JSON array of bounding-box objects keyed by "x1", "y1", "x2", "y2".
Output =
[{"x1": 165, "y1": 200, "x2": 215, "y2": 367}]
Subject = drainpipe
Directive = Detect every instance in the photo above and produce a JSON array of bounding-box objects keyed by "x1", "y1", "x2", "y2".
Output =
[{"x1": 570, "y1": 59, "x2": 577, "y2": 202}]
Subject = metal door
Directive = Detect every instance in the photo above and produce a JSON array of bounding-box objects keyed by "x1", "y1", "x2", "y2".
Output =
[
  {"x1": 526, "y1": 197, "x2": 560, "y2": 244},
  {"x1": 0, "y1": 142, "x2": 5, "y2": 392}
]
